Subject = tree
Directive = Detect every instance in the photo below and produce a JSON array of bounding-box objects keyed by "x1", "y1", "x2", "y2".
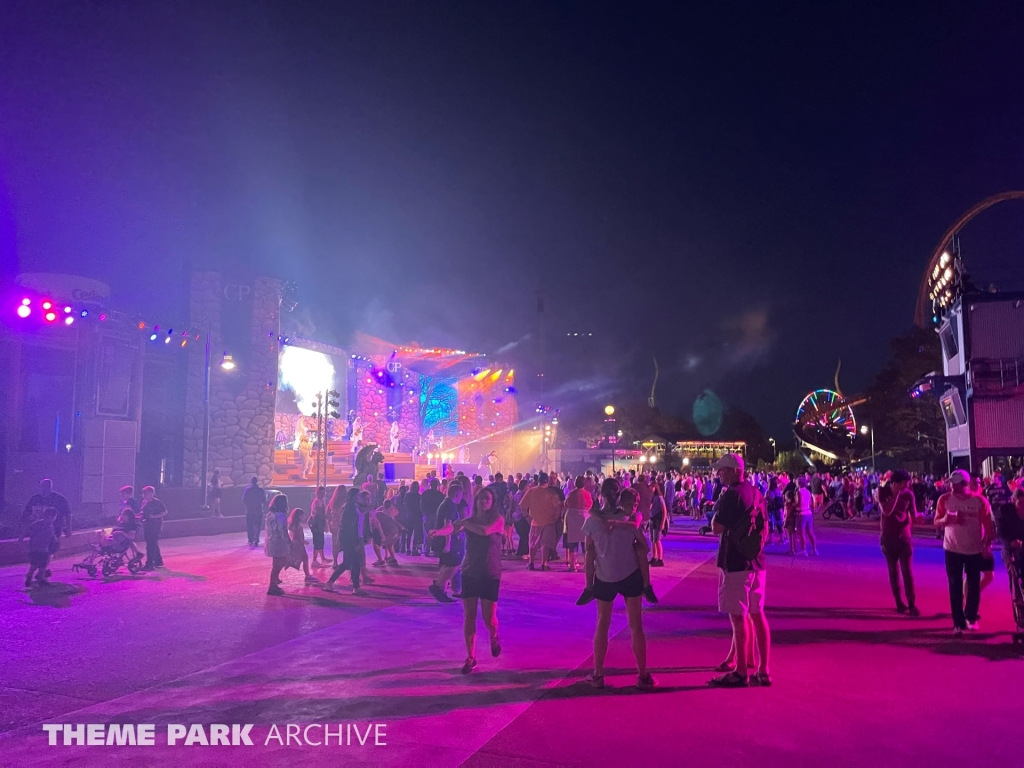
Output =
[
  {"x1": 775, "y1": 449, "x2": 809, "y2": 475},
  {"x1": 859, "y1": 326, "x2": 944, "y2": 463},
  {"x1": 719, "y1": 407, "x2": 773, "y2": 464}
]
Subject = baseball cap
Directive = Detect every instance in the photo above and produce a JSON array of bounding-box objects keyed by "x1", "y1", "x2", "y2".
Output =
[
  {"x1": 714, "y1": 453, "x2": 745, "y2": 472},
  {"x1": 948, "y1": 469, "x2": 970, "y2": 486}
]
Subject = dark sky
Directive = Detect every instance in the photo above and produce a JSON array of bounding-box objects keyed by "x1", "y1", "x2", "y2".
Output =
[{"x1": 3, "y1": 1, "x2": 1024, "y2": 438}]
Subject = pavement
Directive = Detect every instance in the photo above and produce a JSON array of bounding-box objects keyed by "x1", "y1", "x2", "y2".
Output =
[{"x1": 0, "y1": 517, "x2": 1020, "y2": 767}]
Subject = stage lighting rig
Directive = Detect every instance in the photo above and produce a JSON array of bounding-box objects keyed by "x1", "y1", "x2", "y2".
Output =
[{"x1": 280, "y1": 280, "x2": 299, "y2": 313}]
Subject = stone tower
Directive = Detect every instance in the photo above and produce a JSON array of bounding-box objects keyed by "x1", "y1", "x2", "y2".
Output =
[{"x1": 182, "y1": 272, "x2": 280, "y2": 489}]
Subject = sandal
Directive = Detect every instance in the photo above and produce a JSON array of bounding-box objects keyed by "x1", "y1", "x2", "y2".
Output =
[
  {"x1": 714, "y1": 661, "x2": 736, "y2": 673},
  {"x1": 750, "y1": 671, "x2": 772, "y2": 687},
  {"x1": 708, "y1": 671, "x2": 748, "y2": 688},
  {"x1": 461, "y1": 658, "x2": 477, "y2": 675}
]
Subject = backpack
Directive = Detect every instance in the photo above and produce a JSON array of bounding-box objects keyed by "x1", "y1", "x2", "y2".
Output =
[{"x1": 731, "y1": 491, "x2": 767, "y2": 561}]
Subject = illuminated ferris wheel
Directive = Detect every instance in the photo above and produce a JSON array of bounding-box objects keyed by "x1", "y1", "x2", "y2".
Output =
[{"x1": 794, "y1": 389, "x2": 857, "y2": 447}]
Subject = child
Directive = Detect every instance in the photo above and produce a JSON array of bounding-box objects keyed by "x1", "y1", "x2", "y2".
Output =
[
  {"x1": 373, "y1": 498, "x2": 404, "y2": 566},
  {"x1": 286, "y1": 507, "x2": 318, "y2": 584},
  {"x1": 577, "y1": 480, "x2": 658, "y2": 605},
  {"x1": 25, "y1": 507, "x2": 59, "y2": 587},
  {"x1": 309, "y1": 486, "x2": 328, "y2": 568}
]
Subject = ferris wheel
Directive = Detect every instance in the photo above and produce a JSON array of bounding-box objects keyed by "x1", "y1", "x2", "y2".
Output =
[{"x1": 794, "y1": 389, "x2": 857, "y2": 445}]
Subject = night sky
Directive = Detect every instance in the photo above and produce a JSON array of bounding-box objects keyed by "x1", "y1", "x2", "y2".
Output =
[{"x1": 3, "y1": 1, "x2": 1024, "y2": 438}]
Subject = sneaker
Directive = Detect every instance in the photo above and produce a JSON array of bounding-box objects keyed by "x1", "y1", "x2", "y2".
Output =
[
  {"x1": 387, "y1": 557, "x2": 399, "y2": 566},
  {"x1": 373, "y1": 560, "x2": 386, "y2": 568},
  {"x1": 585, "y1": 671, "x2": 605, "y2": 689},
  {"x1": 636, "y1": 672, "x2": 658, "y2": 691},
  {"x1": 461, "y1": 658, "x2": 477, "y2": 675},
  {"x1": 267, "y1": 586, "x2": 284, "y2": 596},
  {"x1": 952, "y1": 627, "x2": 964, "y2": 637},
  {"x1": 908, "y1": 605, "x2": 921, "y2": 617},
  {"x1": 352, "y1": 588, "x2": 369, "y2": 596},
  {"x1": 322, "y1": 583, "x2": 341, "y2": 593},
  {"x1": 428, "y1": 584, "x2": 446, "y2": 603},
  {"x1": 643, "y1": 585, "x2": 659, "y2": 604},
  {"x1": 966, "y1": 620, "x2": 980, "y2": 631},
  {"x1": 304, "y1": 575, "x2": 320, "y2": 584},
  {"x1": 24, "y1": 575, "x2": 32, "y2": 588},
  {"x1": 896, "y1": 604, "x2": 907, "y2": 614}
]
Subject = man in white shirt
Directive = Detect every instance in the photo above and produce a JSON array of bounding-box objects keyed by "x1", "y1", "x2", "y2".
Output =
[{"x1": 934, "y1": 470, "x2": 994, "y2": 635}]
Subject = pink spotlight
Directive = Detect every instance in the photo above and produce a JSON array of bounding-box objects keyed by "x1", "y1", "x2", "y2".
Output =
[{"x1": 16, "y1": 304, "x2": 31, "y2": 318}]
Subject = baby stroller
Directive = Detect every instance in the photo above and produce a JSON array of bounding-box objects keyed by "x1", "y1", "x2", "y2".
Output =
[
  {"x1": 698, "y1": 504, "x2": 715, "y2": 536},
  {"x1": 73, "y1": 529, "x2": 144, "y2": 577},
  {"x1": 1006, "y1": 543, "x2": 1024, "y2": 649}
]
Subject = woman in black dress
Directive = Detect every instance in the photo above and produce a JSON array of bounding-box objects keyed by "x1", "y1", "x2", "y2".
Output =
[{"x1": 437, "y1": 486, "x2": 504, "y2": 673}]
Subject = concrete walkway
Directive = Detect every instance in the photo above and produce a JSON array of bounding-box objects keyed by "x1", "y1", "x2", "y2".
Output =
[{"x1": 0, "y1": 519, "x2": 1020, "y2": 766}]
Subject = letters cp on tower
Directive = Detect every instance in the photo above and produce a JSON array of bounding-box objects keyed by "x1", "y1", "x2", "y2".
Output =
[{"x1": 223, "y1": 284, "x2": 252, "y2": 301}]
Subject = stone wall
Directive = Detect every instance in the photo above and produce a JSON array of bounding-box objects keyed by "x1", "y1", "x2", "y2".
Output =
[{"x1": 182, "y1": 272, "x2": 280, "y2": 489}]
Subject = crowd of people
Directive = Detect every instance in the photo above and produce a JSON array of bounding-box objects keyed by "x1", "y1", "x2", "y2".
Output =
[{"x1": 15, "y1": 459, "x2": 1024, "y2": 687}]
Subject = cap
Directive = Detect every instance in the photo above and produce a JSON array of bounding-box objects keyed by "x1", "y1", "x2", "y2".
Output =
[
  {"x1": 714, "y1": 453, "x2": 745, "y2": 472},
  {"x1": 948, "y1": 469, "x2": 970, "y2": 486}
]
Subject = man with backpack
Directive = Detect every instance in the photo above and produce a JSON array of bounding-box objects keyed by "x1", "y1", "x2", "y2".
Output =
[{"x1": 708, "y1": 453, "x2": 772, "y2": 688}]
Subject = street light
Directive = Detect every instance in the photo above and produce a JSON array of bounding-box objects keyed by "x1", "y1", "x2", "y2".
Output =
[
  {"x1": 860, "y1": 424, "x2": 875, "y2": 472},
  {"x1": 603, "y1": 404, "x2": 617, "y2": 472},
  {"x1": 768, "y1": 437, "x2": 777, "y2": 461},
  {"x1": 220, "y1": 353, "x2": 236, "y2": 370}
]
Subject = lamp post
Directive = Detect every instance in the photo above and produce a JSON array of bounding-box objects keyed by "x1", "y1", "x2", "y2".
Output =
[
  {"x1": 769, "y1": 437, "x2": 777, "y2": 462},
  {"x1": 200, "y1": 337, "x2": 236, "y2": 510},
  {"x1": 604, "y1": 405, "x2": 616, "y2": 472},
  {"x1": 860, "y1": 424, "x2": 875, "y2": 472}
]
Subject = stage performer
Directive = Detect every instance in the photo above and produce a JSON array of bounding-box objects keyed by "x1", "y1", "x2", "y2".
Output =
[
  {"x1": 296, "y1": 420, "x2": 313, "y2": 480},
  {"x1": 350, "y1": 417, "x2": 364, "y2": 476},
  {"x1": 478, "y1": 450, "x2": 497, "y2": 477},
  {"x1": 390, "y1": 420, "x2": 401, "y2": 453}
]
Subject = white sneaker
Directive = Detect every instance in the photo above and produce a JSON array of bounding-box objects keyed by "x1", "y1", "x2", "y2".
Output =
[{"x1": 966, "y1": 620, "x2": 980, "y2": 631}]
